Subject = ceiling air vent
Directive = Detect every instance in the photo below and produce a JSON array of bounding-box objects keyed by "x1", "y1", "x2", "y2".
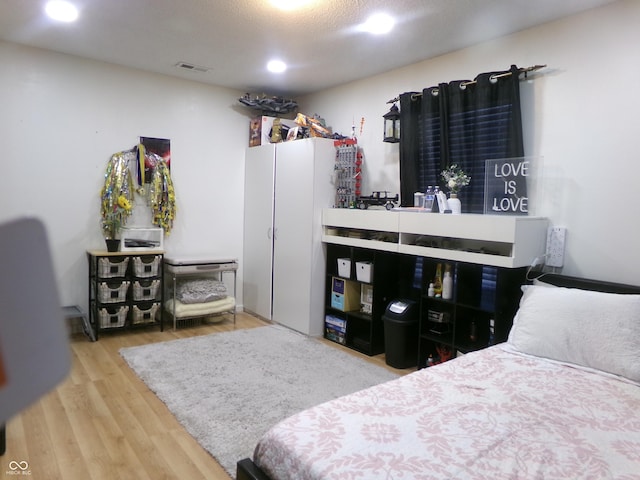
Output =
[{"x1": 175, "y1": 62, "x2": 210, "y2": 73}]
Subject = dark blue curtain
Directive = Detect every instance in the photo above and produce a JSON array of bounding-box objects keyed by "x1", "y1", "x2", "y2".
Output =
[{"x1": 399, "y1": 65, "x2": 524, "y2": 213}]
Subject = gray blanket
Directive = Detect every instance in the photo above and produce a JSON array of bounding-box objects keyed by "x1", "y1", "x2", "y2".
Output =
[{"x1": 176, "y1": 278, "x2": 227, "y2": 304}]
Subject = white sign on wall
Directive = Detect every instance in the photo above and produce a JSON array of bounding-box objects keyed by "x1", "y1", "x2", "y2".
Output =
[{"x1": 484, "y1": 157, "x2": 536, "y2": 215}]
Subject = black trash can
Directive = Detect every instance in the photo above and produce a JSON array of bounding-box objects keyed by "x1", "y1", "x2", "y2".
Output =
[{"x1": 383, "y1": 299, "x2": 418, "y2": 369}]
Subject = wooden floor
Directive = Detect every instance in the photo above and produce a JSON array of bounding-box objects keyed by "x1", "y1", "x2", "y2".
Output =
[{"x1": 1, "y1": 312, "x2": 410, "y2": 480}]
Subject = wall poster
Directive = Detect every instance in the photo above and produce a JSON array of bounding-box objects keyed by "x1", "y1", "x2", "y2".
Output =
[{"x1": 140, "y1": 136, "x2": 171, "y2": 184}]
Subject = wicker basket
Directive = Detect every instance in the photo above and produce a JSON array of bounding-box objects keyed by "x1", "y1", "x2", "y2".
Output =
[
  {"x1": 132, "y1": 255, "x2": 161, "y2": 278},
  {"x1": 132, "y1": 279, "x2": 160, "y2": 301},
  {"x1": 131, "y1": 303, "x2": 160, "y2": 325},
  {"x1": 97, "y1": 257, "x2": 129, "y2": 278},
  {"x1": 98, "y1": 305, "x2": 129, "y2": 329},
  {"x1": 97, "y1": 281, "x2": 130, "y2": 303}
]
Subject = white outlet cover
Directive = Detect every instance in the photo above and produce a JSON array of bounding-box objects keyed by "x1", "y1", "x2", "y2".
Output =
[{"x1": 546, "y1": 226, "x2": 566, "y2": 268}]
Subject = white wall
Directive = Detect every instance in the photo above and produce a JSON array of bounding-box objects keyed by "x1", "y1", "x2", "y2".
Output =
[
  {"x1": 0, "y1": 41, "x2": 250, "y2": 310},
  {"x1": 299, "y1": 0, "x2": 640, "y2": 286},
  {"x1": 1, "y1": 0, "x2": 638, "y2": 316}
]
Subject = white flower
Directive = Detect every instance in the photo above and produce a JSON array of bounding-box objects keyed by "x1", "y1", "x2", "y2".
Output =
[{"x1": 440, "y1": 164, "x2": 470, "y2": 194}]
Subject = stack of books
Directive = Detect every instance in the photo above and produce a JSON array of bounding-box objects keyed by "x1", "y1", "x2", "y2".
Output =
[{"x1": 325, "y1": 315, "x2": 347, "y2": 345}]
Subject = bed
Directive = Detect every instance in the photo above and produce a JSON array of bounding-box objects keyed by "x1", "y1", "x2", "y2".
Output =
[{"x1": 237, "y1": 274, "x2": 640, "y2": 480}]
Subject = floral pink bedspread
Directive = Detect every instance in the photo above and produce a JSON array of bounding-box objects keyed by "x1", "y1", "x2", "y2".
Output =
[{"x1": 254, "y1": 345, "x2": 640, "y2": 480}]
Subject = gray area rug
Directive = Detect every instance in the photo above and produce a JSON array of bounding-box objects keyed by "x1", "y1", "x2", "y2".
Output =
[{"x1": 120, "y1": 324, "x2": 399, "y2": 476}]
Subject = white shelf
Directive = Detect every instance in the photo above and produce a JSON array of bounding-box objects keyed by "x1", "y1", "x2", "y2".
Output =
[
  {"x1": 322, "y1": 209, "x2": 548, "y2": 268},
  {"x1": 323, "y1": 208, "x2": 399, "y2": 231},
  {"x1": 320, "y1": 234, "x2": 399, "y2": 252}
]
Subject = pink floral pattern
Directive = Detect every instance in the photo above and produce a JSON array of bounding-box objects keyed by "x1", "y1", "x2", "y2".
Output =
[{"x1": 254, "y1": 345, "x2": 640, "y2": 479}]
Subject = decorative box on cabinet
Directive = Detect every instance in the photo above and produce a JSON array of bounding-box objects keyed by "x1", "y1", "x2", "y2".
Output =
[
  {"x1": 87, "y1": 250, "x2": 164, "y2": 340},
  {"x1": 417, "y1": 259, "x2": 525, "y2": 368},
  {"x1": 330, "y1": 277, "x2": 360, "y2": 312}
]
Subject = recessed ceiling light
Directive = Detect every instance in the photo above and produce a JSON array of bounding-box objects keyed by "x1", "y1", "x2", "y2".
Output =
[
  {"x1": 267, "y1": 60, "x2": 287, "y2": 74},
  {"x1": 270, "y1": 0, "x2": 315, "y2": 11},
  {"x1": 45, "y1": 0, "x2": 79, "y2": 22},
  {"x1": 361, "y1": 13, "x2": 394, "y2": 35}
]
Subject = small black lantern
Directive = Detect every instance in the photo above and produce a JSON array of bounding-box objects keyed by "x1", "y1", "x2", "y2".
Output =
[{"x1": 383, "y1": 103, "x2": 400, "y2": 143}]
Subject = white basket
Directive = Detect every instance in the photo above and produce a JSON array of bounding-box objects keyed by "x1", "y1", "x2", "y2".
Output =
[
  {"x1": 337, "y1": 258, "x2": 351, "y2": 278},
  {"x1": 97, "y1": 257, "x2": 129, "y2": 278},
  {"x1": 131, "y1": 303, "x2": 160, "y2": 325},
  {"x1": 356, "y1": 261, "x2": 374, "y2": 283},
  {"x1": 132, "y1": 279, "x2": 160, "y2": 301},
  {"x1": 132, "y1": 255, "x2": 161, "y2": 277},
  {"x1": 98, "y1": 305, "x2": 129, "y2": 329},
  {"x1": 98, "y1": 281, "x2": 130, "y2": 303}
]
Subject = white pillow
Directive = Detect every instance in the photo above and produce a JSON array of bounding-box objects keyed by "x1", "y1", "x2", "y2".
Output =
[{"x1": 508, "y1": 284, "x2": 640, "y2": 382}]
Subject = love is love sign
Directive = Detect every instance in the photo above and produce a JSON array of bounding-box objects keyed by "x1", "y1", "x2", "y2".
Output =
[{"x1": 484, "y1": 157, "x2": 532, "y2": 215}]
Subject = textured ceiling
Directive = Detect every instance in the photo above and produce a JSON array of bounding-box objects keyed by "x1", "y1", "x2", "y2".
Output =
[{"x1": 0, "y1": 0, "x2": 616, "y2": 97}]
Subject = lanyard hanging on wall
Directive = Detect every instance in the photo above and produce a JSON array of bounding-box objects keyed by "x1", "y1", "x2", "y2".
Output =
[{"x1": 137, "y1": 143, "x2": 146, "y2": 186}]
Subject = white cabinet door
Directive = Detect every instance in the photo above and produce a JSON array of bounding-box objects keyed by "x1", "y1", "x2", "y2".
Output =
[
  {"x1": 272, "y1": 140, "x2": 316, "y2": 333},
  {"x1": 272, "y1": 138, "x2": 335, "y2": 335},
  {"x1": 242, "y1": 144, "x2": 276, "y2": 320}
]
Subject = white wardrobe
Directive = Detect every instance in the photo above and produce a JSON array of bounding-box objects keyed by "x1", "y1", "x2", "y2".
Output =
[{"x1": 242, "y1": 137, "x2": 336, "y2": 336}]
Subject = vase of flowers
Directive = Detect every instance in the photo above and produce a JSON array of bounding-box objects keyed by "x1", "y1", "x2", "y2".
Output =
[
  {"x1": 101, "y1": 195, "x2": 132, "y2": 251},
  {"x1": 441, "y1": 164, "x2": 470, "y2": 214}
]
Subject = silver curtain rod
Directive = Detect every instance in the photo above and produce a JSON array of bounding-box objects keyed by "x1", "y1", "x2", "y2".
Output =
[{"x1": 386, "y1": 64, "x2": 547, "y2": 104}]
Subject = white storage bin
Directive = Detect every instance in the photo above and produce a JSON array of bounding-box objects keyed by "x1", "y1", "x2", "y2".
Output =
[
  {"x1": 356, "y1": 261, "x2": 374, "y2": 283},
  {"x1": 98, "y1": 281, "x2": 130, "y2": 303},
  {"x1": 98, "y1": 305, "x2": 129, "y2": 329},
  {"x1": 98, "y1": 257, "x2": 129, "y2": 278},
  {"x1": 131, "y1": 303, "x2": 160, "y2": 325},
  {"x1": 132, "y1": 279, "x2": 160, "y2": 301},
  {"x1": 133, "y1": 255, "x2": 161, "y2": 277},
  {"x1": 337, "y1": 258, "x2": 351, "y2": 278}
]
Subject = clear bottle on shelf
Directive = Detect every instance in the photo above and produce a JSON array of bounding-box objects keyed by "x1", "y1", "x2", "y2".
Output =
[
  {"x1": 433, "y1": 264, "x2": 443, "y2": 298},
  {"x1": 442, "y1": 264, "x2": 453, "y2": 300},
  {"x1": 424, "y1": 186, "x2": 434, "y2": 211}
]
